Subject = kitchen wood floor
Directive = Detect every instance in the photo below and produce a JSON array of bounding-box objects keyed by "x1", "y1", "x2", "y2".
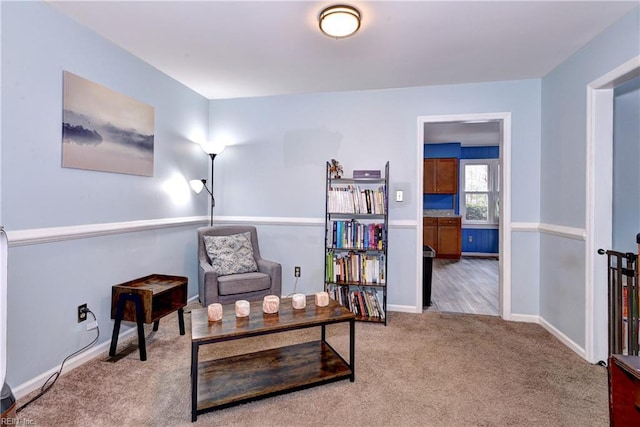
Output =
[{"x1": 425, "y1": 257, "x2": 499, "y2": 316}]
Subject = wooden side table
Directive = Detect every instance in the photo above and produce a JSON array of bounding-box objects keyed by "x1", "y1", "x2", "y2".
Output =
[{"x1": 109, "y1": 274, "x2": 187, "y2": 361}]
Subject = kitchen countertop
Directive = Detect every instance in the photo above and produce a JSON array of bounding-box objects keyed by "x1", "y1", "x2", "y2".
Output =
[{"x1": 423, "y1": 209, "x2": 461, "y2": 218}]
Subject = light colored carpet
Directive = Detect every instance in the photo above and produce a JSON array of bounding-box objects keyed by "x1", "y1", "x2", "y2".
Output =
[{"x1": 17, "y1": 304, "x2": 608, "y2": 426}]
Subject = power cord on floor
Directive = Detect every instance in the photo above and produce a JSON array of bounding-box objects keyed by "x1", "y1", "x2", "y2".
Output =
[{"x1": 16, "y1": 307, "x2": 100, "y2": 413}]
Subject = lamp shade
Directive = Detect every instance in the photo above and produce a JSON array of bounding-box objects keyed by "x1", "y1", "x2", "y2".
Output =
[
  {"x1": 189, "y1": 179, "x2": 205, "y2": 194},
  {"x1": 319, "y1": 5, "x2": 361, "y2": 38},
  {"x1": 200, "y1": 141, "x2": 226, "y2": 155}
]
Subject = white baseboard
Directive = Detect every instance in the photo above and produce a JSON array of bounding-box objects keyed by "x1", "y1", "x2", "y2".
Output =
[
  {"x1": 508, "y1": 313, "x2": 539, "y2": 323},
  {"x1": 13, "y1": 326, "x2": 137, "y2": 399},
  {"x1": 538, "y1": 316, "x2": 586, "y2": 359},
  {"x1": 12, "y1": 295, "x2": 200, "y2": 400},
  {"x1": 387, "y1": 304, "x2": 421, "y2": 314}
]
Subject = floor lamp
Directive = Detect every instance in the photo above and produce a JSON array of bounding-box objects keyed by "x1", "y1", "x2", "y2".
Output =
[{"x1": 190, "y1": 142, "x2": 225, "y2": 226}]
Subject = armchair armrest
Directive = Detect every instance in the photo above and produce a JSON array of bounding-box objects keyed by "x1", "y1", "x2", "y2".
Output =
[
  {"x1": 256, "y1": 258, "x2": 282, "y2": 297},
  {"x1": 199, "y1": 260, "x2": 220, "y2": 306}
]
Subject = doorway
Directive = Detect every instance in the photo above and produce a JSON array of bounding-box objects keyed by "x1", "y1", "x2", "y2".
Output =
[
  {"x1": 586, "y1": 56, "x2": 640, "y2": 363},
  {"x1": 416, "y1": 113, "x2": 512, "y2": 319}
]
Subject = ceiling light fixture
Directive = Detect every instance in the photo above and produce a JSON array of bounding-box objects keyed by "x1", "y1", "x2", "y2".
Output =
[{"x1": 319, "y1": 5, "x2": 361, "y2": 39}]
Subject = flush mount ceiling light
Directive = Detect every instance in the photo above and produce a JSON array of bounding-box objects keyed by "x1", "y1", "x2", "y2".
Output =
[{"x1": 319, "y1": 5, "x2": 361, "y2": 39}]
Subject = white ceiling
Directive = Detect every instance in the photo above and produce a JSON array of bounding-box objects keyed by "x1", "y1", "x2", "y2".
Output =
[{"x1": 46, "y1": 1, "x2": 638, "y2": 100}]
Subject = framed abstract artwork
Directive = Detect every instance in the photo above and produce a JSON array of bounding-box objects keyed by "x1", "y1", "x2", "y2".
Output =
[{"x1": 62, "y1": 71, "x2": 155, "y2": 176}]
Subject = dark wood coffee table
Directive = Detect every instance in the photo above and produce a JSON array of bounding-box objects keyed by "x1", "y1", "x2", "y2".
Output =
[{"x1": 190, "y1": 295, "x2": 355, "y2": 421}]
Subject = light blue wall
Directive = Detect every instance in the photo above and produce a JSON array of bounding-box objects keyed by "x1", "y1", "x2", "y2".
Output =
[
  {"x1": 209, "y1": 79, "x2": 542, "y2": 314},
  {"x1": 613, "y1": 77, "x2": 640, "y2": 253},
  {"x1": 1, "y1": 2, "x2": 209, "y2": 386},
  {"x1": 5, "y1": 0, "x2": 634, "y2": 391},
  {"x1": 540, "y1": 7, "x2": 640, "y2": 348}
]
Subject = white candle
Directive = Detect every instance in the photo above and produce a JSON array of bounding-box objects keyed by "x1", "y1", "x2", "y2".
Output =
[
  {"x1": 235, "y1": 300, "x2": 250, "y2": 317},
  {"x1": 263, "y1": 295, "x2": 280, "y2": 314},
  {"x1": 292, "y1": 293, "x2": 306, "y2": 309},
  {"x1": 207, "y1": 303, "x2": 223, "y2": 322},
  {"x1": 314, "y1": 291, "x2": 329, "y2": 307}
]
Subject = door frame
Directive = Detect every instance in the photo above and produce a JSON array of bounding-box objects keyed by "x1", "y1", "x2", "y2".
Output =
[
  {"x1": 585, "y1": 55, "x2": 640, "y2": 363},
  {"x1": 416, "y1": 112, "x2": 512, "y2": 319}
]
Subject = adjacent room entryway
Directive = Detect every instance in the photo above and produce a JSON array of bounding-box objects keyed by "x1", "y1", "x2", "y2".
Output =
[
  {"x1": 417, "y1": 113, "x2": 510, "y2": 318},
  {"x1": 427, "y1": 257, "x2": 499, "y2": 316}
]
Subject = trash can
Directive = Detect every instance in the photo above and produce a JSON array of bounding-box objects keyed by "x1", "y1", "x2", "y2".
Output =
[{"x1": 423, "y1": 245, "x2": 435, "y2": 306}]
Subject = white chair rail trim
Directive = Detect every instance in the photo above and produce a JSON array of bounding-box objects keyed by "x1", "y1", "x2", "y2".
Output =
[
  {"x1": 6, "y1": 216, "x2": 583, "y2": 247},
  {"x1": 511, "y1": 222, "x2": 586, "y2": 241},
  {"x1": 5, "y1": 216, "x2": 209, "y2": 247}
]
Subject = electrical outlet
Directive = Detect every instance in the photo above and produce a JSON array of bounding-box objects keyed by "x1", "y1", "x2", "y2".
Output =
[
  {"x1": 468, "y1": 236, "x2": 473, "y2": 243},
  {"x1": 294, "y1": 266, "x2": 301, "y2": 277},
  {"x1": 77, "y1": 303, "x2": 87, "y2": 323}
]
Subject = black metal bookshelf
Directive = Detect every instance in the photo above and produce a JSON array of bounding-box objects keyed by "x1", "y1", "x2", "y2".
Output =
[{"x1": 324, "y1": 161, "x2": 389, "y2": 325}]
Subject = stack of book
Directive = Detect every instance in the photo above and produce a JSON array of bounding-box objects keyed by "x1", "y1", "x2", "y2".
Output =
[
  {"x1": 328, "y1": 185, "x2": 386, "y2": 214},
  {"x1": 329, "y1": 220, "x2": 384, "y2": 250},
  {"x1": 325, "y1": 251, "x2": 385, "y2": 284},
  {"x1": 328, "y1": 286, "x2": 385, "y2": 320}
]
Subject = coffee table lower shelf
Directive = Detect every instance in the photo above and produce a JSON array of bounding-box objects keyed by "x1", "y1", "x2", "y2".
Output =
[{"x1": 195, "y1": 340, "x2": 352, "y2": 416}]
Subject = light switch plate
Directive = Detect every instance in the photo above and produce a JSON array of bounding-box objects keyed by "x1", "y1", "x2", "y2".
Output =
[{"x1": 395, "y1": 190, "x2": 403, "y2": 202}]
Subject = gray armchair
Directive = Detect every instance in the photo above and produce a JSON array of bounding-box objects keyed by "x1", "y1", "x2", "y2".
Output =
[{"x1": 197, "y1": 225, "x2": 282, "y2": 306}]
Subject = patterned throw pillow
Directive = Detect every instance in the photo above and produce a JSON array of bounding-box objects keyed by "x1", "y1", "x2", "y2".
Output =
[{"x1": 203, "y1": 232, "x2": 258, "y2": 276}]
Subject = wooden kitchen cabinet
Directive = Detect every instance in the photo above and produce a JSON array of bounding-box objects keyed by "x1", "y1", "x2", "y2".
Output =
[
  {"x1": 424, "y1": 158, "x2": 458, "y2": 194},
  {"x1": 423, "y1": 217, "x2": 437, "y2": 250},
  {"x1": 437, "y1": 217, "x2": 461, "y2": 259},
  {"x1": 422, "y1": 216, "x2": 461, "y2": 259}
]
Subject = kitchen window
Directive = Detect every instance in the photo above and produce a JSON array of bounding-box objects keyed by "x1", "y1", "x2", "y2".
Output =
[{"x1": 459, "y1": 159, "x2": 499, "y2": 225}]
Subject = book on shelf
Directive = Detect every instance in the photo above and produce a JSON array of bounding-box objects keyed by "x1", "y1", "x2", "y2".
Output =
[
  {"x1": 325, "y1": 161, "x2": 389, "y2": 325},
  {"x1": 326, "y1": 251, "x2": 385, "y2": 284},
  {"x1": 327, "y1": 285, "x2": 385, "y2": 320},
  {"x1": 327, "y1": 185, "x2": 386, "y2": 215},
  {"x1": 328, "y1": 220, "x2": 385, "y2": 251}
]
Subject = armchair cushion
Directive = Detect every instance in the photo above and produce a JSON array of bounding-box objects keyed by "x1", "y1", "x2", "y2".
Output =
[
  {"x1": 218, "y1": 272, "x2": 272, "y2": 296},
  {"x1": 203, "y1": 232, "x2": 258, "y2": 276}
]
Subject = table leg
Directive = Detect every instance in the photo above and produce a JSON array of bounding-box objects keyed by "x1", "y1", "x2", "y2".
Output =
[
  {"x1": 109, "y1": 293, "x2": 147, "y2": 361},
  {"x1": 109, "y1": 295, "x2": 126, "y2": 357},
  {"x1": 191, "y1": 342, "x2": 199, "y2": 422},
  {"x1": 178, "y1": 307, "x2": 185, "y2": 335},
  {"x1": 129, "y1": 295, "x2": 147, "y2": 361},
  {"x1": 152, "y1": 320, "x2": 160, "y2": 332}
]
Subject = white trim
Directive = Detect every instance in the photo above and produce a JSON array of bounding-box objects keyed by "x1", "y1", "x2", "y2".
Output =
[
  {"x1": 12, "y1": 294, "x2": 201, "y2": 399},
  {"x1": 508, "y1": 313, "x2": 539, "y2": 323},
  {"x1": 538, "y1": 223, "x2": 586, "y2": 241},
  {"x1": 13, "y1": 324, "x2": 133, "y2": 399},
  {"x1": 214, "y1": 216, "x2": 323, "y2": 227},
  {"x1": 5, "y1": 216, "x2": 417, "y2": 247},
  {"x1": 589, "y1": 56, "x2": 640, "y2": 89},
  {"x1": 459, "y1": 158, "x2": 500, "y2": 226},
  {"x1": 6, "y1": 216, "x2": 208, "y2": 247},
  {"x1": 585, "y1": 55, "x2": 640, "y2": 364},
  {"x1": 387, "y1": 304, "x2": 421, "y2": 314},
  {"x1": 511, "y1": 222, "x2": 586, "y2": 240},
  {"x1": 216, "y1": 216, "x2": 417, "y2": 229},
  {"x1": 417, "y1": 112, "x2": 512, "y2": 320},
  {"x1": 510, "y1": 222, "x2": 541, "y2": 232},
  {"x1": 505, "y1": 313, "x2": 586, "y2": 360},
  {"x1": 539, "y1": 316, "x2": 586, "y2": 360}
]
